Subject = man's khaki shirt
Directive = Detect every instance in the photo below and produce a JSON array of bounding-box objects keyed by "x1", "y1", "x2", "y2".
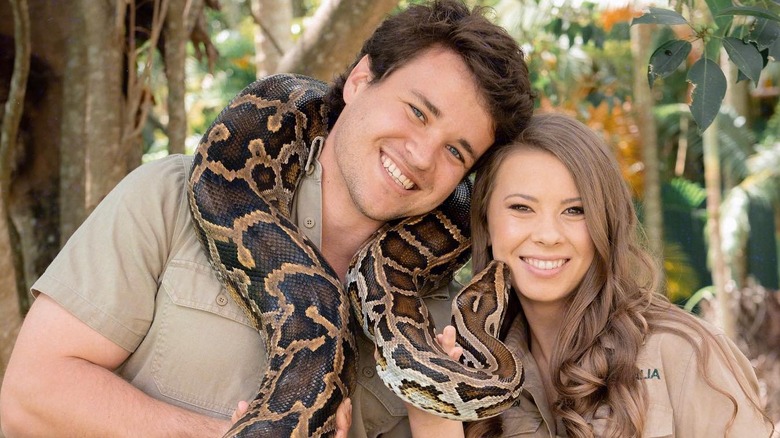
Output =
[{"x1": 33, "y1": 154, "x2": 458, "y2": 437}]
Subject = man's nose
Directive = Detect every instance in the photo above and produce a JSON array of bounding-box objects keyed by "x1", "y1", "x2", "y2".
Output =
[{"x1": 404, "y1": 134, "x2": 439, "y2": 171}]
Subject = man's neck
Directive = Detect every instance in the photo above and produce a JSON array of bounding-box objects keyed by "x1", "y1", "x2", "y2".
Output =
[
  {"x1": 318, "y1": 148, "x2": 385, "y2": 282},
  {"x1": 320, "y1": 210, "x2": 380, "y2": 283}
]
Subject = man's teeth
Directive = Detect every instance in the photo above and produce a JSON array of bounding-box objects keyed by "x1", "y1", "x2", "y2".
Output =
[
  {"x1": 523, "y1": 258, "x2": 566, "y2": 270},
  {"x1": 382, "y1": 156, "x2": 415, "y2": 190}
]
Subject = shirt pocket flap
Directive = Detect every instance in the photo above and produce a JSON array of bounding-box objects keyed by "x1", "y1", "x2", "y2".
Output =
[
  {"x1": 501, "y1": 404, "x2": 545, "y2": 436},
  {"x1": 162, "y1": 259, "x2": 254, "y2": 327}
]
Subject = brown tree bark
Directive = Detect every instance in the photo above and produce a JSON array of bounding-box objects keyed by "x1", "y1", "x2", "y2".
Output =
[
  {"x1": 631, "y1": 24, "x2": 665, "y2": 267},
  {"x1": 165, "y1": 0, "x2": 187, "y2": 155},
  {"x1": 59, "y1": 9, "x2": 88, "y2": 243},
  {"x1": 0, "y1": 0, "x2": 30, "y2": 388},
  {"x1": 251, "y1": 0, "x2": 293, "y2": 78},
  {"x1": 276, "y1": 0, "x2": 400, "y2": 80},
  {"x1": 81, "y1": 0, "x2": 126, "y2": 215},
  {"x1": 704, "y1": 116, "x2": 736, "y2": 339}
]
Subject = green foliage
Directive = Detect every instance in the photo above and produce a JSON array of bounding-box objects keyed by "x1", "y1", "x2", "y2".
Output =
[
  {"x1": 184, "y1": 10, "x2": 257, "y2": 153},
  {"x1": 648, "y1": 40, "x2": 692, "y2": 88},
  {"x1": 723, "y1": 37, "x2": 763, "y2": 83},
  {"x1": 687, "y1": 57, "x2": 728, "y2": 131},
  {"x1": 669, "y1": 177, "x2": 708, "y2": 207},
  {"x1": 664, "y1": 241, "x2": 702, "y2": 303},
  {"x1": 661, "y1": 178, "x2": 709, "y2": 302},
  {"x1": 632, "y1": 1, "x2": 780, "y2": 131}
]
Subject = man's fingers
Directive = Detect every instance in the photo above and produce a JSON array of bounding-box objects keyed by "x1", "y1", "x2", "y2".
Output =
[{"x1": 231, "y1": 400, "x2": 249, "y2": 424}]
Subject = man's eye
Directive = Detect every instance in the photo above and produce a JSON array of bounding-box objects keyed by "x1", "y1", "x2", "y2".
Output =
[
  {"x1": 410, "y1": 105, "x2": 425, "y2": 122},
  {"x1": 446, "y1": 145, "x2": 464, "y2": 162}
]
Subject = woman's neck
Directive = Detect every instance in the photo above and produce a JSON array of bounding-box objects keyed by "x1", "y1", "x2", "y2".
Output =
[
  {"x1": 521, "y1": 298, "x2": 565, "y2": 363},
  {"x1": 521, "y1": 299, "x2": 566, "y2": 405}
]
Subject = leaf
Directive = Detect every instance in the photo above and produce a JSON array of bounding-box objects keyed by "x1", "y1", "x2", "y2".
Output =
[
  {"x1": 715, "y1": 6, "x2": 780, "y2": 22},
  {"x1": 581, "y1": 24, "x2": 594, "y2": 45},
  {"x1": 686, "y1": 57, "x2": 727, "y2": 132},
  {"x1": 770, "y1": 36, "x2": 780, "y2": 61},
  {"x1": 632, "y1": 8, "x2": 689, "y2": 26},
  {"x1": 749, "y1": 18, "x2": 780, "y2": 50},
  {"x1": 648, "y1": 40, "x2": 692, "y2": 88},
  {"x1": 723, "y1": 37, "x2": 763, "y2": 83}
]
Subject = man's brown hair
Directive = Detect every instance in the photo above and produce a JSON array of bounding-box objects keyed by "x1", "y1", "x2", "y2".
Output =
[{"x1": 325, "y1": 0, "x2": 535, "y2": 154}]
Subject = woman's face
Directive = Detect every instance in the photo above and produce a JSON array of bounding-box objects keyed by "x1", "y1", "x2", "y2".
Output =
[{"x1": 486, "y1": 148, "x2": 596, "y2": 310}]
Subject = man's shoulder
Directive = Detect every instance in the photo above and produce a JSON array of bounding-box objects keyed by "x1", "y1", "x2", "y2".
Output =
[{"x1": 132, "y1": 154, "x2": 191, "y2": 180}]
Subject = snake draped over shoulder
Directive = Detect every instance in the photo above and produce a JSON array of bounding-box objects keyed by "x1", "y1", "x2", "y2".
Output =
[{"x1": 188, "y1": 74, "x2": 524, "y2": 437}]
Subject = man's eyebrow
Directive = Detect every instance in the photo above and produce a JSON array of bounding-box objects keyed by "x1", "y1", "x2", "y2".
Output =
[
  {"x1": 457, "y1": 139, "x2": 476, "y2": 163},
  {"x1": 412, "y1": 90, "x2": 441, "y2": 118},
  {"x1": 411, "y1": 90, "x2": 476, "y2": 162}
]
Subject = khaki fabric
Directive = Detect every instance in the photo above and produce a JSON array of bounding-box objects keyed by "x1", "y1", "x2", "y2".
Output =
[
  {"x1": 499, "y1": 313, "x2": 775, "y2": 437},
  {"x1": 33, "y1": 154, "x2": 459, "y2": 437}
]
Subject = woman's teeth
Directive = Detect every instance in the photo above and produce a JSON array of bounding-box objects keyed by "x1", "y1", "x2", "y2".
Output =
[{"x1": 523, "y1": 258, "x2": 566, "y2": 270}]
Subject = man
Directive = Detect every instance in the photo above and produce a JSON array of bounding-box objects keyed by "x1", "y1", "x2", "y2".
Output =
[{"x1": 0, "y1": 1, "x2": 534, "y2": 436}]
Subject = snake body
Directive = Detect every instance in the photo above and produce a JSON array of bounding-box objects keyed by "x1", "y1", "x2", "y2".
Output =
[{"x1": 188, "y1": 74, "x2": 523, "y2": 437}]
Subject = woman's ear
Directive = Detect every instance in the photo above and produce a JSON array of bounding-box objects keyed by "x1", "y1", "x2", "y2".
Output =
[{"x1": 343, "y1": 55, "x2": 373, "y2": 104}]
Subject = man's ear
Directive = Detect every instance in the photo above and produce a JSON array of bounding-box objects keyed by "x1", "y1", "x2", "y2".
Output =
[{"x1": 343, "y1": 55, "x2": 373, "y2": 104}]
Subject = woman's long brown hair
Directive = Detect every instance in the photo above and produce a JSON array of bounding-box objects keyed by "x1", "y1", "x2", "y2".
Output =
[{"x1": 466, "y1": 113, "x2": 766, "y2": 437}]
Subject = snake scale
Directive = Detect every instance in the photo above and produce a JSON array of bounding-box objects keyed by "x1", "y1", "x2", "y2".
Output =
[{"x1": 188, "y1": 74, "x2": 524, "y2": 437}]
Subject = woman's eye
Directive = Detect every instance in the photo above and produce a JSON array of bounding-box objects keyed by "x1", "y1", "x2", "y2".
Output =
[
  {"x1": 564, "y1": 206, "x2": 585, "y2": 216},
  {"x1": 410, "y1": 105, "x2": 425, "y2": 122},
  {"x1": 510, "y1": 204, "x2": 531, "y2": 212},
  {"x1": 446, "y1": 145, "x2": 464, "y2": 162}
]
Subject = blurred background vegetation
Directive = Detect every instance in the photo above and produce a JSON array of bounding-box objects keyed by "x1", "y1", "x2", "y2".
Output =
[{"x1": 1, "y1": 0, "x2": 779, "y2": 428}]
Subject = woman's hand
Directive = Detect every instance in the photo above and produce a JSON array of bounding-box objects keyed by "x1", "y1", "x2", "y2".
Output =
[
  {"x1": 436, "y1": 325, "x2": 464, "y2": 360},
  {"x1": 230, "y1": 398, "x2": 352, "y2": 437},
  {"x1": 405, "y1": 325, "x2": 466, "y2": 437}
]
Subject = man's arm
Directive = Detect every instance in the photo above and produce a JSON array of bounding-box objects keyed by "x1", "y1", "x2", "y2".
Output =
[{"x1": 0, "y1": 294, "x2": 231, "y2": 438}]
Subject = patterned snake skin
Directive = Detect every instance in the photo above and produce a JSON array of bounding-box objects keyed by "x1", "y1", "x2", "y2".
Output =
[{"x1": 187, "y1": 74, "x2": 523, "y2": 437}]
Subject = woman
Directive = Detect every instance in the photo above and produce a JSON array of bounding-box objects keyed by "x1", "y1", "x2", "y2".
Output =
[{"x1": 410, "y1": 113, "x2": 775, "y2": 437}]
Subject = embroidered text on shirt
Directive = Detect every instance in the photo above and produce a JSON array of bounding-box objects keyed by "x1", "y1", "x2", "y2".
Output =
[{"x1": 637, "y1": 368, "x2": 661, "y2": 380}]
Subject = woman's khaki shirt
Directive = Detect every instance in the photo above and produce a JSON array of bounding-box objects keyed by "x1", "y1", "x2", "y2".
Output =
[{"x1": 499, "y1": 314, "x2": 775, "y2": 437}]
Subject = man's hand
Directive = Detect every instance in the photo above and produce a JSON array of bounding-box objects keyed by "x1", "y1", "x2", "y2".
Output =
[{"x1": 229, "y1": 398, "x2": 352, "y2": 438}]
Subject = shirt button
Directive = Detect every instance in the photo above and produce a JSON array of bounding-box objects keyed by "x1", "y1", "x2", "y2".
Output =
[
  {"x1": 303, "y1": 217, "x2": 316, "y2": 228},
  {"x1": 216, "y1": 294, "x2": 228, "y2": 306},
  {"x1": 361, "y1": 367, "x2": 375, "y2": 378}
]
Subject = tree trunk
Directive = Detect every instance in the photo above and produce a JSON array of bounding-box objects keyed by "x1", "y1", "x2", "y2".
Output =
[
  {"x1": 0, "y1": 0, "x2": 30, "y2": 388},
  {"x1": 165, "y1": 0, "x2": 188, "y2": 155},
  {"x1": 251, "y1": 0, "x2": 293, "y2": 78},
  {"x1": 81, "y1": 0, "x2": 126, "y2": 215},
  {"x1": 0, "y1": 207, "x2": 23, "y2": 389},
  {"x1": 59, "y1": 9, "x2": 88, "y2": 243},
  {"x1": 276, "y1": 0, "x2": 400, "y2": 80},
  {"x1": 724, "y1": 62, "x2": 750, "y2": 123},
  {"x1": 703, "y1": 117, "x2": 736, "y2": 339},
  {"x1": 630, "y1": 24, "x2": 665, "y2": 268}
]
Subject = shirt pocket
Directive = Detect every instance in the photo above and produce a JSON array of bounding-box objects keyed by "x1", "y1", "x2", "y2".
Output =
[
  {"x1": 501, "y1": 404, "x2": 545, "y2": 437},
  {"x1": 644, "y1": 403, "x2": 674, "y2": 437},
  {"x1": 150, "y1": 260, "x2": 267, "y2": 416}
]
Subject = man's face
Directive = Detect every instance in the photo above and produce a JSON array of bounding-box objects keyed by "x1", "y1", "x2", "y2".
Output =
[{"x1": 323, "y1": 47, "x2": 495, "y2": 222}]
